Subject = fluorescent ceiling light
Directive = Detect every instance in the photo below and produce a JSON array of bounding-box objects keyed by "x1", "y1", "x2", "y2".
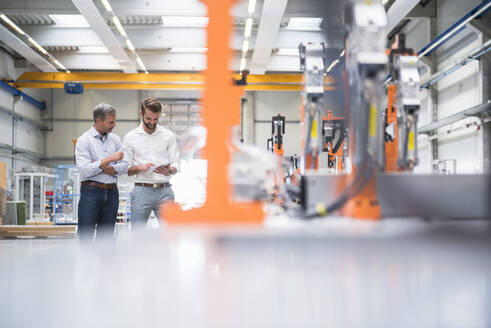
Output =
[
  {"x1": 340, "y1": 49, "x2": 345, "y2": 57},
  {"x1": 244, "y1": 18, "x2": 253, "y2": 37},
  {"x1": 100, "y1": 0, "x2": 113, "y2": 12},
  {"x1": 0, "y1": 14, "x2": 25, "y2": 35},
  {"x1": 248, "y1": 0, "x2": 256, "y2": 14},
  {"x1": 326, "y1": 59, "x2": 339, "y2": 72},
  {"x1": 53, "y1": 59, "x2": 66, "y2": 70},
  {"x1": 162, "y1": 16, "x2": 208, "y2": 27},
  {"x1": 276, "y1": 48, "x2": 299, "y2": 56},
  {"x1": 78, "y1": 46, "x2": 109, "y2": 53},
  {"x1": 112, "y1": 16, "x2": 126, "y2": 37},
  {"x1": 27, "y1": 37, "x2": 48, "y2": 54},
  {"x1": 136, "y1": 56, "x2": 146, "y2": 71},
  {"x1": 240, "y1": 57, "x2": 246, "y2": 71},
  {"x1": 126, "y1": 39, "x2": 135, "y2": 52},
  {"x1": 242, "y1": 40, "x2": 249, "y2": 54},
  {"x1": 170, "y1": 47, "x2": 207, "y2": 53},
  {"x1": 382, "y1": 0, "x2": 390, "y2": 5},
  {"x1": 287, "y1": 17, "x2": 322, "y2": 30},
  {"x1": 50, "y1": 15, "x2": 90, "y2": 28}
]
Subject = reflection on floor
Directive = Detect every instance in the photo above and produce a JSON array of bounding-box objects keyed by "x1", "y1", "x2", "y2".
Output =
[{"x1": 1, "y1": 218, "x2": 490, "y2": 327}]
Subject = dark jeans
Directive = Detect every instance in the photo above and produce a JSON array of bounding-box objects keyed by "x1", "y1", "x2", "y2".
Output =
[{"x1": 78, "y1": 185, "x2": 119, "y2": 240}]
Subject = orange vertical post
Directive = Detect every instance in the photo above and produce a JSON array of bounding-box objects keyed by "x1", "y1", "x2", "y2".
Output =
[{"x1": 162, "y1": 0, "x2": 264, "y2": 225}]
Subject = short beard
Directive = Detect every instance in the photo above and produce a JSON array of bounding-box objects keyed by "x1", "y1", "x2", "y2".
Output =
[{"x1": 144, "y1": 121, "x2": 156, "y2": 131}]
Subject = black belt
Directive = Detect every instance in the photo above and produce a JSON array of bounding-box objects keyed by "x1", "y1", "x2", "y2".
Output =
[{"x1": 135, "y1": 182, "x2": 172, "y2": 189}]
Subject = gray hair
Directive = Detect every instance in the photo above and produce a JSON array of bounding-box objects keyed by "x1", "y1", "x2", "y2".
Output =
[{"x1": 93, "y1": 103, "x2": 116, "y2": 121}]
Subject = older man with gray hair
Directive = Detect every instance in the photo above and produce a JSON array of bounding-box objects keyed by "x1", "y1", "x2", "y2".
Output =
[{"x1": 75, "y1": 103, "x2": 128, "y2": 239}]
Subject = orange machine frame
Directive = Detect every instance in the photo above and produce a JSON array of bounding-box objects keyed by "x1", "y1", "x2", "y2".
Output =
[
  {"x1": 321, "y1": 111, "x2": 345, "y2": 172},
  {"x1": 385, "y1": 84, "x2": 399, "y2": 171},
  {"x1": 384, "y1": 35, "x2": 416, "y2": 172},
  {"x1": 162, "y1": 0, "x2": 264, "y2": 225}
]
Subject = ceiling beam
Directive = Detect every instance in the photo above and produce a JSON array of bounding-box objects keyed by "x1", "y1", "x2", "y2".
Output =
[
  {"x1": 71, "y1": 0, "x2": 137, "y2": 73},
  {"x1": 25, "y1": 25, "x2": 328, "y2": 50},
  {"x1": 14, "y1": 72, "x2": 337, "y2": 91},
  {"x1": 386, "y1": 0, "x2": 421, "y2": 35},
  {"x1": 0, "y1": 24, "x2": 57, "y2": 72},
  {"x1": 250, "y1": 0, "x2": 289, "y2": 74},
  {"x1": 0, "y1": 0, "x2": 77, "y2": 15},
  {"x1": 40, "y1": 51, "x2": 309, "y2": 72},
  {"x1": 0, "y1": 0, "x2": 252, "y2": 18},
  {"x1": 106, "y1": 0, "x2": 207, "y2": 16},
  {"x1": 23, "y1": 26, "x2": 102, "y2": 47}
]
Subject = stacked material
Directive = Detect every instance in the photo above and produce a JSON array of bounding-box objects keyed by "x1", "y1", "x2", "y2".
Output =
[
  {"x1": 0, "y1": 162, "x2": 5, "y2": 225},
  {"x1": 0, "y1": 225, "x2": 76, "y2": 238},
  {"x1": 0, "y1": 188, "x2": 5, "y2": 225},
  {"x1": 5, "y1": 201, "x2": 16, "y2": 225},
  {"x1": 4, "y1": 201, "x2": 27, "y2": 225},
  {"x1": 0, "y1": 162, "x2": 5, "y2": 185}
]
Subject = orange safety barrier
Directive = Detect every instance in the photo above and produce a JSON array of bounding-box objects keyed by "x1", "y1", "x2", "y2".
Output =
[{"x1": 162, "y1": 0, "x2": 264, "y2": 225}]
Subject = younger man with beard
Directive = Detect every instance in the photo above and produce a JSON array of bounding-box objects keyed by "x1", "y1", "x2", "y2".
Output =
[{"x1": 122, "y1": 97, "x2": 180, "y2": 229}]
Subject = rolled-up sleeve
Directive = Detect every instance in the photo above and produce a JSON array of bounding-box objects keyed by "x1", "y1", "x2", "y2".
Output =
[
  {"x1": 168, "y1": 133, "x2": 180, "y2": 172},
  {"x1": 75, "y1": 137, "x2": 102, "y2": 181},
  {"x1": 121, "y1": 134, "x2": 134, "y2": 167},
  {"x1": 112, "y1": 136, "x2": 129, "y2": 176}
]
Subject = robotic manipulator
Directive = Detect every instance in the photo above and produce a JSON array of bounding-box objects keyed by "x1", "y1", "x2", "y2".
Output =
[
  {"x1": 267, "y1": 114, "x2": 286, "y2": 157},
  {"x1": 386, "y1": 34, "x2": 421, "y2": 171},
  {"x1": 300, "y1": 0, "x2": 414, "y2": 218},
  {"x1": 322, "y1": 111, "x2": 347, "y2": 172},
  {"x1": 299, "y1": 42, "x2": 327, "y2": 170}
]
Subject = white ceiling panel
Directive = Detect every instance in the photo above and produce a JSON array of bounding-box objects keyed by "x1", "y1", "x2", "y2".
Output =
[
  {"x1": 250, "y1": 0, "x2": 288, "y2": 74},
  {"x1": 0, "y1": 23, "x2": 57, "y2": 72},
  {"x1": 71, "y1": 0, "x2": 137, "y2": 73}
]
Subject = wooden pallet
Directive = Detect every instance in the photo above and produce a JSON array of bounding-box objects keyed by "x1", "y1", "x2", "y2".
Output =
[
  {"x1": 0, "y1": 225, "x2": 76, "y2": 239},
  {"x1": 27, "y1": 221, "x2": 54, "y2": 226}
]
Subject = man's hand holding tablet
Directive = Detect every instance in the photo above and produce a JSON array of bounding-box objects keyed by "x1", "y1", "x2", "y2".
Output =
[{"x1": 153, "y1": 163, "x2": 176, "y2": 176}]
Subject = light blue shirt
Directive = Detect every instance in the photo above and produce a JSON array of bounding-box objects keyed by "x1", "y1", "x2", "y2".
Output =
[{"x1": 75, "y1": 126, "x2": 129, "y2": 183}]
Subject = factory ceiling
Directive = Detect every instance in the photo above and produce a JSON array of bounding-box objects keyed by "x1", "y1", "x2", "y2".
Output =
[{"x1": 0, "y1": 0, "x2": 349, "y2": 74}]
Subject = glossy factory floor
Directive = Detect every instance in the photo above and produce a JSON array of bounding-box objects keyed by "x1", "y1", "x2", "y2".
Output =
[{"x1": 1, "y1": 218, "x2": 490, "y2": 327}]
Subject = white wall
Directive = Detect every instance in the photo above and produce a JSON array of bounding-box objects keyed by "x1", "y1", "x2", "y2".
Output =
[
  {"x1": 43, "y1": 89, "x2": 306, "y2": 165},
  {"x1": 404, "y1": 18, "x2": 431, "y2": 54},
  {"x1": 405, "y1": 0, "x2": 485, "y2": 174},
  {"x1": 436, "y1": 36, "x2": 483, "y2": 173},
  {"x1": 251, "y1": 91, "x2": 303, "y2": 157},
  {"x1": 46, "y1": 89, "x2": 140, "y2": 160},
  {"x1": 437, "y1": 0, "x2": 481, "y2": 35},
  {"x1": 414, "y1": 72, "x2": 433, "y2": 174},
  {"x1": 44, "y1": 88, "x2": 203, "y2": 165},
  {"x1": 0, "y1": 51, "x2": 47, "y2": 189}
]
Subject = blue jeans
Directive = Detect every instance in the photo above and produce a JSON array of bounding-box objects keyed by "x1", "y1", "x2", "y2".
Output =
[
  {"x1": 78, "y1": 185, "x2": 119, "y2": 239},
  {"x1": 130, "y1": 185, "x2": 174, "y2": 230}
]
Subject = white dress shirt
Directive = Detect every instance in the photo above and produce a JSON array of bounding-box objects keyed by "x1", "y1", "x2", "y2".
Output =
[
  {"x1": 122, "y1": 123, "x2": 180, "y2": 183},
  {"x1": 75, "y1": 126, "x2": 129, "y2": 183}
]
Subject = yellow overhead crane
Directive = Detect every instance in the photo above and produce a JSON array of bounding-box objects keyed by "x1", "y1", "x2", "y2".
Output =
[{"x1": 14, "y1": 72, "x2": 337, "y2": 91}]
